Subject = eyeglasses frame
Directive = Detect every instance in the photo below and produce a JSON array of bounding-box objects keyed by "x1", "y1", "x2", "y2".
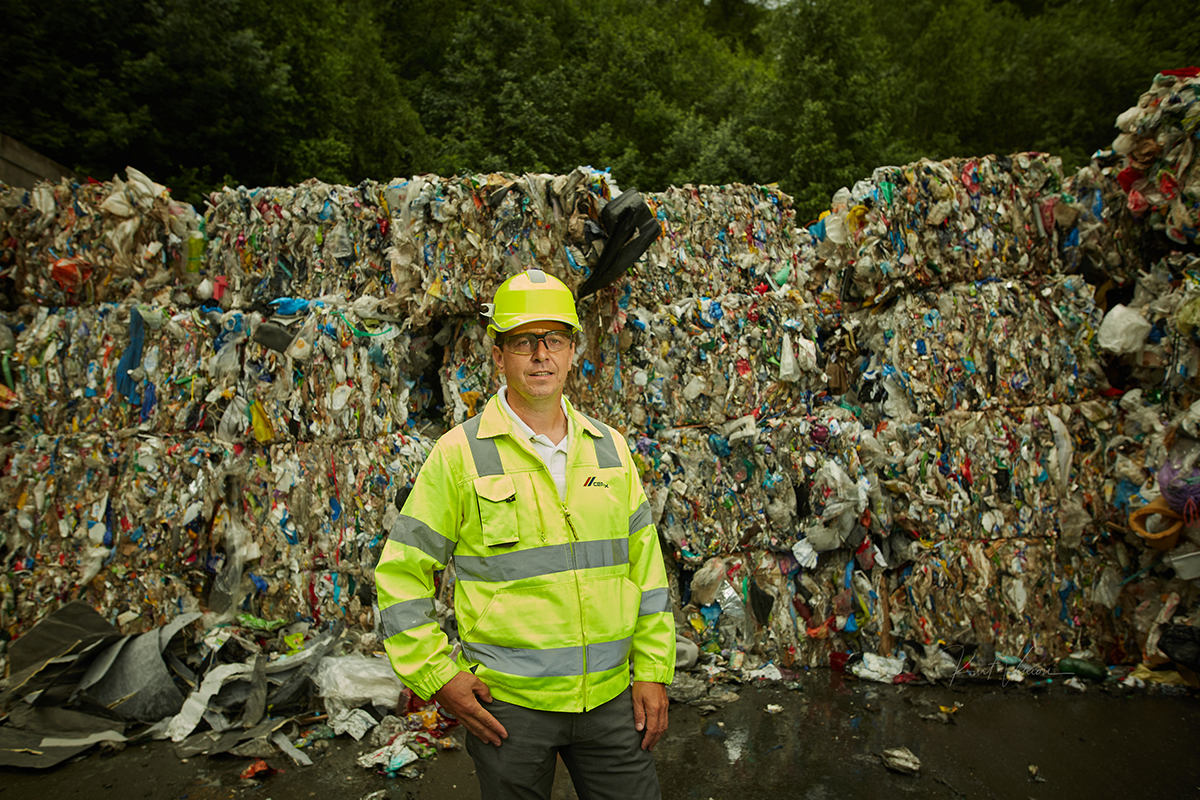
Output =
[{"x1": 499, "y1": 330, "x2": 576, "y2": 355}]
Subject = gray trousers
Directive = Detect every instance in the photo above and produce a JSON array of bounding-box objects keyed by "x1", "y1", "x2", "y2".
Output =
[{"x1": 465, "y1": 686, "x2": 662, "y2": 800}]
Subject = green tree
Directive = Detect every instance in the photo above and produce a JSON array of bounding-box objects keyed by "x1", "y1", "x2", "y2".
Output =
[
  {"x1": 1, "y1": 0, "x2": 429, "y2": 202},
  {"x1": 702, "y1": 0, "x2": 767, "y2": 55},
  {"x1": 874, "y1": 0, "x2": 1199, "y2": 174},
  {"x1": 120, "y1": 0, "x2": 292, "y2": 198},
  {"x1": 747, "y1": 0, "x2": 893, "y2": 217},
  {"x1": 417, "y1": 0, "x2": 763, "y2": 191},
  {"x1": 422, "y1": 0, "x2": 580, "y2": 175},
  {"x1": 4, "y1": 0, "x2": 1196, "y2": 208},
  {"x1": 568, "y1": 0, "x2": 762, "y2": 189},
  {"x1": 0, "y1": 0, "x2": 147, "y2": 178},
  {"x1": 241, "y1": 0, "x2": 430, "y2": 186},
  {"x1": 874, "y1": 0, "x2": 1009, "y2": 164}
]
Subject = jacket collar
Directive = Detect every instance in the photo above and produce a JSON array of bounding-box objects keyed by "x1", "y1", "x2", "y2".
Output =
[{"x1": 475, "y1": 393, "x2": 603, "y2": 440}]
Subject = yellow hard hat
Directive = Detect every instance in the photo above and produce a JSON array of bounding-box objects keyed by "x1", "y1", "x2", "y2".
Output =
[{"x1": 485, "y1": 269, "x2": 581, "y2": 338}]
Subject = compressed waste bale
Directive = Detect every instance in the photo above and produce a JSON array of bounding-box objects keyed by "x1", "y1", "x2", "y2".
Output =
[
  {"x1": 1, "y1": 169, "x2": 200, "y2": 307},
  {"x1": 812, "y1": 154, "x2": 1087, "y2": 301},
  {"x1": 0, "y1": 431, "x2": 433, "y2": 643},
  {"x1": 1110, "y1": 253, "x2": 1200, "y2": 401},
  {"x1": 1108, "y1": 68, "x2": 1200, "y2": 246},
  {"x1": 5, "y1": 295, "x2": 456, "y2": 441},
  {"x1": 627, "y1": 182, "x2": 801, "y2": 307},
  {"x1": 845, "y1": 275, "x2": 1106, "y2": 413},
  {"x1": 570, "y1": 291, "x2": 825, "y2": 433}
]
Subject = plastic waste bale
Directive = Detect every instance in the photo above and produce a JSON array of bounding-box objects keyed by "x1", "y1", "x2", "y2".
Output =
[
  {"x1": 1063, "y1": 157, "x2": 1130, "y2": 282},
  {"x1": 202, "y1": 180, "x2": 394, "y2": 310},
  {"x1": 7, "y1": 293, "x2": 466, "y2": 441},
  {"x1": 634, "y1": 414, "x2": 813, "y2": 560},
  {"x1": 1139, "y1": 253, "x2": 1200, "y2": 398},
  {"x1": 1109, "y1": 68, "x2": 1200, "y2": 245},
  {"x1": 0, "y1": 430, "x2": 432, "y2": 642},
  {"x1": 625, "y1": 182, "x2": 800, "y2": 308},
  {"x1": 578, "y1": 291, "x2": 822, "y2": 432},
  {"x1": 847, "y1": 276, "x2": 1104, "y2": 414},
  {"x1": 377, "y1": 169, "x2": 615, "y2": 327},
  {"x1": 816, "y1": 153, "x2": 1076, "y2": 303},
  {"x1": 4, "y1": 170, "x2": 198, "y2": 307},
  {"x1": 441, "y1": 320, "x2": 497, "y2": 426},
  {"x1": 7, "y1": 145, "x2": 1200, "y2": 676}
]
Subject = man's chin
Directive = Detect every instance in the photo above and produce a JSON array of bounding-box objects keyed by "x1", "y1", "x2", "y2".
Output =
[{"x1": 512, "y1": 384, "x2": 555, "y2": 399}]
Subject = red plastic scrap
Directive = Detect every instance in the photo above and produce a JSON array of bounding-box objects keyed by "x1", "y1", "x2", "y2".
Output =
[
  {"x1": 239, "y1": 760, "x2": 278, "y2": 780},
  {"x1": 1160, "y1": 172, "x2": 1180, "y2": 200},
  {"x1": 49, "y1": 257, "x2": 93, "y2": 292},
  {"x1": 806, "y1": 615, "x2": 835, "y2": 639},
  {"x1": 1117, "y1": 167, "x2": 1143, "y2": 193}
]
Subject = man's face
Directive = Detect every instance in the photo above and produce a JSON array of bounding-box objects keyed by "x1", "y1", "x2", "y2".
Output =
[{"x1": 492, "y1": 321, "x2": 576, "y2": 410}]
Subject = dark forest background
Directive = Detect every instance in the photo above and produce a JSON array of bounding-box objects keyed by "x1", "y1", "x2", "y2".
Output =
[{"x1": 2, "y1": 0, "x2": 1195, "y2": 217}]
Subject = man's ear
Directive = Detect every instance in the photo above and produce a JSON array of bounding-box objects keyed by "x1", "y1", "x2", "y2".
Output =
[{"x1": 492, "y1": 344, "x2": 504, "y2": 370}]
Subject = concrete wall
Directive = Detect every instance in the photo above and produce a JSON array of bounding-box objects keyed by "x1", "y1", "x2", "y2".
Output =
[{"x1": 0, "y1": 133, "x2": 76, "y2": 188}]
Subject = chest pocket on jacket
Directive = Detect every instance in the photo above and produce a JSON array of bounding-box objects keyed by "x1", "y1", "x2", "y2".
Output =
[{"x1": 474, "y1": 474, "x2": 519, "y2": 547}]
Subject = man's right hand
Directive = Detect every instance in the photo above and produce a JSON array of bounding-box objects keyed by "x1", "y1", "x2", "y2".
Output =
[{"x1": 432, "y1": 671, "x2": 508, "y2": 746}]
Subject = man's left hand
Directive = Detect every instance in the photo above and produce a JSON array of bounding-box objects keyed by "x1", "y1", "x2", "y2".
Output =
[{"x1": 632, "y1": 680, "x2": 668, "y2": 751}]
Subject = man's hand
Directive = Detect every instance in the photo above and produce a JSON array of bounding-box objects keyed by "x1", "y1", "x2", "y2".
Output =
[
  {"x1": 632, "y1": 680, "x2": 668, "y2": 751},
  {"x1": 432, "y1": 671, "x2": 508, "y2": 746}
]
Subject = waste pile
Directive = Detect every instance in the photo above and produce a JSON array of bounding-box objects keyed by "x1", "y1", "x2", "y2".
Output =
[
  {"x1": 0, "y1": 431, "x2": 434, "y2": 636},
  {"x1": 4, "y1": 167, "x2": 202, "y2": 307},
  {"x1": 802, "y1": 151, "x2": 1139, "y2": 305},
  {"x1": 2, "y1": 68, "x2": 1199, "y2": 773},
  {"x1": 1106, "y1": 67, "x2": 1200, "y2": 246},
  {"x1": 0, "y1": 600, "x2": 460, "y2": 772}
]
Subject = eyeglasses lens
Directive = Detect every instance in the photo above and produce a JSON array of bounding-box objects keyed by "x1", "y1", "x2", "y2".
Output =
[{"x1": 505, "y1": 332, "x2": 572, "y2": 354}]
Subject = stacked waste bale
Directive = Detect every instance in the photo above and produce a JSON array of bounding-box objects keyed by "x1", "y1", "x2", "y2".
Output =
[
  {"x1": 0, "y1": 168, "x2": 200, "y2": 306},
  {"x1": 0, "y1": 167, "x2": 805, "y2": 643},
  {"x1": 6, "y1": 299, "x2": 441, "y2": 442},
  {"x1": 1108, "y1": 68, "x2": 1200, "y2": 246},
  {"x1": 0, "y1": 429, "x2": 435, "y2": 640},
  {"x1": 629, "y1": 183, "x2": 801, "y2": 305}
]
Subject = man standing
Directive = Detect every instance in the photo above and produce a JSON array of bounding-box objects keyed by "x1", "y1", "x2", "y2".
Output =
[{"x1": 375, "y1": 269, "x2": 675, "y2": 799}]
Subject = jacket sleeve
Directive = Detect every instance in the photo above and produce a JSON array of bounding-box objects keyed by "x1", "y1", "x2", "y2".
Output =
[
  {"x1": 374, "y1": 443, "x2": 463, "y2": 700},
  {"x1": 624, "y1": 445, "x2": 676, "y2": 685}
]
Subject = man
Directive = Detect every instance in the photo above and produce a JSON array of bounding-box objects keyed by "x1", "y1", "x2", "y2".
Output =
[{"x1": 375, "y1": 269, "x2": 675, "y2": 800}]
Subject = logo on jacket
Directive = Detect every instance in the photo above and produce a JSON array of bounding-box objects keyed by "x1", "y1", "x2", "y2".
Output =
[{"x1": 583, "y1": 476, "x2": 610, "y2": 488}]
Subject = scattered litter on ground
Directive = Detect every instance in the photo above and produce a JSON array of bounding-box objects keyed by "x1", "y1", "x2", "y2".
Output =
[{"x1": 880, "y1": 746, "x2": 921, "y2": 775}]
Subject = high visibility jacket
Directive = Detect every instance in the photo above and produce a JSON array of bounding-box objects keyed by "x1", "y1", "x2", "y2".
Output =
[{"x1": 375, "y1": 395, "x2": 675, "y2": 712}]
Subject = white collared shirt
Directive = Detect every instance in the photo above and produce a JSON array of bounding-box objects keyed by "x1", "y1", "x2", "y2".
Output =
[{"x1": 498, "y1": 386, "x2": 570, "y2": 499}]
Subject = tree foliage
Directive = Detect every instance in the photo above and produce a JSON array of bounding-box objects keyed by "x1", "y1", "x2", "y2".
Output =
[{"x1": 1, "y1": 0, "x2": 1195, "y2": 215}]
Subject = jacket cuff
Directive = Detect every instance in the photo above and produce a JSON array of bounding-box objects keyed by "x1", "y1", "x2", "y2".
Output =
[
  {"x1": 407, "y1": 659, "x2": 462, "y2": 701},
  {"x1": 632, "y1": 661, "x2": 675, "y2": 685}
]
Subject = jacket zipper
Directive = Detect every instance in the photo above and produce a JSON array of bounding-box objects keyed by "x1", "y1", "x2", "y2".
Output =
[{"x1": 563, "y1": 503, "x2": 587, "y2": 709}]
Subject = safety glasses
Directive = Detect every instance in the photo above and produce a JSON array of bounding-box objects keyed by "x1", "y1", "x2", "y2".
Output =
[{"x1": 500, "y1": 330, "x2": 575, "y2": 355}]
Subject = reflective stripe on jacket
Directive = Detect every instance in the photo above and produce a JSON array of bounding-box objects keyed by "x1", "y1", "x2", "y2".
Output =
[{"x1": 374, "y1": 395, "x2": 675, "y2": 712}]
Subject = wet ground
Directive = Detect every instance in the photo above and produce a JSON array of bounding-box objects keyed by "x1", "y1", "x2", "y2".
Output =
[{"x1": 3, "y1": 671, "x2": 1199, "y2": 800}]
